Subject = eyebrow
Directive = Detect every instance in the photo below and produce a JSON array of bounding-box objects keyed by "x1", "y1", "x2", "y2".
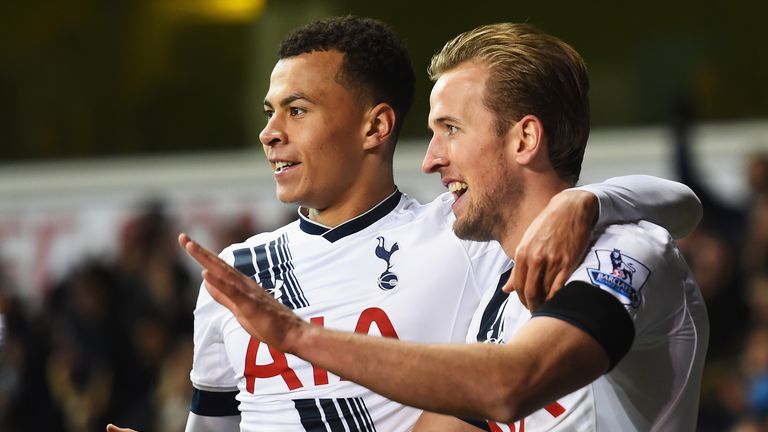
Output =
[
  {"x1": 428, "y1": 115, "x2": 462, "y2": 129},
  {"x1": 263, "y1": 92, "x2": 317, "y2": 109}
]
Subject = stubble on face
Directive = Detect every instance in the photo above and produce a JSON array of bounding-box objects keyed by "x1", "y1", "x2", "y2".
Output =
[{"x1": 452, "y1": 154, "x2": 524, "y2": 242}]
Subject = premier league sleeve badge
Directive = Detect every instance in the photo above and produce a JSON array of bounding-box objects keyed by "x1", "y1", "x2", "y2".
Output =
[{"x1": 587, "y1": 248, "x2": 651, "y2": 308}]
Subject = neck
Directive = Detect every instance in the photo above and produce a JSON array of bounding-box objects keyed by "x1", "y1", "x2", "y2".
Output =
[
  {"x1": 498, "y1": 174, "x2": 571, "y2": 257},
  {"x1": 305, "y1": 170, "x2": 396, "y2": 228}
]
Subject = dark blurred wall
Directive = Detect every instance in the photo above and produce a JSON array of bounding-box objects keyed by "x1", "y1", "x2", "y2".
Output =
[{"x1": 0, "y1": 0, "x2": 766, "y2": 161}]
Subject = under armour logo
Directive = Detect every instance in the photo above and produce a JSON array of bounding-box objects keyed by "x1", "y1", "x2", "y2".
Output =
[
  {"x1": 375, "y1": 236, "x2": 399, "y2": 290},
  {"x1": 265, "y1": 279, "x2": 284, "y2": 299}
]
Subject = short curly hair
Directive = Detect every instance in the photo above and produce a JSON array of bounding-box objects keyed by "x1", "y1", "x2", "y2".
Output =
[{"x1": 279, "y1": 15, "x2": 415, "y2": 140}]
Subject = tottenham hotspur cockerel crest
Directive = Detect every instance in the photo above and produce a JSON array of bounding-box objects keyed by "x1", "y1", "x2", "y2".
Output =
[{"x1": 374, "y1": 236, "x2": 399, "y2": 290}]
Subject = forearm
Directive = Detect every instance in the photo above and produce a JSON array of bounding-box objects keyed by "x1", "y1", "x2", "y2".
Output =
[
  {"x1": 292, "y1": 317, "x2": 606, "y2": 423},
  {"x1": 294, "y1": 324, "x2": 518, "y2": 420},
  {"x1": 578, "y1": 175, "x2": 702, "y2": 238}
]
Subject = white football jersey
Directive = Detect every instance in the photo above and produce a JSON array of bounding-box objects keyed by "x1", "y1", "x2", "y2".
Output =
[
  {"x1": 466, "y1": 221, "x2": 709, "y2": 431},
  {"x1": 191, "y1": 190, "x2": 510, "y2": 431},
  {"x1": 189, "y1": 175, "x2": 702, "y2": 432}
]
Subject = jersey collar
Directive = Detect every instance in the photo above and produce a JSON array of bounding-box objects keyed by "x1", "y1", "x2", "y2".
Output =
[{"x1": 298, "y1": 189, "x2": 402, "y2": 242}]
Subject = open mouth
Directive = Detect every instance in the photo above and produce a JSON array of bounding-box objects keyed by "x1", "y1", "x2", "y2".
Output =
[
  {"x1": 274, "y1": 161, "x2": 299, "y2": 174},
  {"x1": 448, "y1": 181, "x2": 468, "y2": 200}
]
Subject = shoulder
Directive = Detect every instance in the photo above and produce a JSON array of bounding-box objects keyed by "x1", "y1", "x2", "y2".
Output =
[
  {"x1": 218, "y1": 222, "x2": 298, "y2": 262},
  {"x1": 195, "y1": 222, "x2": 296, "y2": 311},
  {"x1": 401, "y1": 192, "x2": 507, "y2": 270},
  {"x1": 393, "y1": 191, "x2": 455, "y2": 221},
  {"x1": 594, "y1": 221, "x2": 674, "y2": 265},
  {"x1": 574, "y1": 221, "x2": 680, "y2": 309},
  {"x1": 380, "y1": 192, "x2": 458, "y2": 240}
]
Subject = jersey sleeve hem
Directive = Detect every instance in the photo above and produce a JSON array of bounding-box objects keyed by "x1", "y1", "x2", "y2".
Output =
[{"x1": 190, "y1": 388, "x2": 240, "y2": 417}]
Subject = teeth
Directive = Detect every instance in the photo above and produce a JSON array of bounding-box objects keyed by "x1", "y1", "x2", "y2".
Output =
[
  {"x1": 274, "y1": 161, "x2": 296, "y2": 173},
  {"x1": 448, "y1": 182, "x2": 468, "y2": 193}
]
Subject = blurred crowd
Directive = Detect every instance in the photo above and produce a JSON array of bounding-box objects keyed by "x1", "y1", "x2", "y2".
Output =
[
  {"x1": 673, "y1": 103, "x2": 768, "y2": 431},
  {"x1": 0, "y1": 202, "x2": 265, "y2": 431},
  {"x1": 0, "y1": 132, "x2": 767, "y2": 431}
]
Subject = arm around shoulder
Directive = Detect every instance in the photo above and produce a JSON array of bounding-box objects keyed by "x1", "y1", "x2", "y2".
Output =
[{"x1": 577, "y1": 175, "x2": 702, "y2": 238}]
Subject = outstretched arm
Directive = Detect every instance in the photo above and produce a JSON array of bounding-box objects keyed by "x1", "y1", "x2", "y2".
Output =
[
  {"x1": 507, "y1": 175, "x2": 701, "y2": 310},
  {"x1": 179, "y1": 233, "x2": 612, "y2": 423}
]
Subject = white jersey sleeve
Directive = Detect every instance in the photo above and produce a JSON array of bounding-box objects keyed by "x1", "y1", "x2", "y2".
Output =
[
  {"x1": 189, "y1": 247, "x2": 241, "y2": 392},
  {"x1": 565, "y1": 220, "x2": 707, "y2": 338},
  {"x1": 562, "y1": 221, "x2": 708, "y2": 431},
  {"x1": 566, "y1": 221, "x2": 678, "y2": 320},
  {"x1": 576, "y1": 175, "x2": 702, "y2": 239}
]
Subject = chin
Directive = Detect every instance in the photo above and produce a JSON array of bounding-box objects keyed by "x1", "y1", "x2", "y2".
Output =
[
  {"x1": 275, "y1": 189, "x2": 301, "y2": 205},
  {"x1": 452, "y1": 219, "x2": 495, "y2": 242}
]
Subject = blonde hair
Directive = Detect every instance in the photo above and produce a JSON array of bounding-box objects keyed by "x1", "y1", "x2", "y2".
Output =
[{"x1": 429, "y1": 23, "x2": 590, "y2": 185}]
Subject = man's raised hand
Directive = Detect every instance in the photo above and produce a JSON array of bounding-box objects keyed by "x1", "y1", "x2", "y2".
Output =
[{"x1": 179, "y1": 233, "x2": 306, "y2": 353}]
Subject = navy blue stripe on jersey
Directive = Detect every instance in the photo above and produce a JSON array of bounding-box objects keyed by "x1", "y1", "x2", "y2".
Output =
[
  {"x1": 337, "y1": 399, "x2": 361, "y2": 430},
  {"x1": 299, "y1": 190, "x2": 402, "y2": 243},
  {"x1": 318, "y1": 399, "x2": 346, "y2": 432},
  {"x1": 276, "y1": 233, "x2": 309, "y2": 309},
  {"x1": 352, "y1": 397, "x2": 377, "y2": 431},
  {"x1": 253, "y1": 244, "x2": 275, "y2": 288},
  {"x1": 295, "y1": 398, "x2": 376, "y2": 431},
  {"x1": 533, "y1": 280, "x2": 635, "y2": 370},
  {"x1": 232, "y1": 247, "x2": 256, "y2": 277},
  {"x1": 475, "y1": 269, "x2": 512, "y2": 343},
  {"x1": 294, "y1": 399, "x2": 325, "y2": 431},
  {"x1": 189, "y1": 388, "x2": 239, "y2": 416},
  {"x1": 236, "y1": 234, "x2": 309, "y2": 310}
]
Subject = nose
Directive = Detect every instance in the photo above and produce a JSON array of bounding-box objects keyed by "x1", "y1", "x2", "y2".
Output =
[
  {"x1": 421, "y1": 135, "x2": 448, "y2": 174},
  {"x1": 259, "y1": 117, "x2": 286, "y2": 147}
]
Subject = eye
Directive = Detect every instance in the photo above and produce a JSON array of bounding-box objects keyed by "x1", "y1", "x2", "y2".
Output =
[
  {"x1": 264, "y1": 109, "x2": 274, "y2": 120},
  {"x1": 446, "y1": 124, "x2": 459, "y2": 135},
  {"x1": 289, "y1": 107, "x2": 306, "y2": 116}
]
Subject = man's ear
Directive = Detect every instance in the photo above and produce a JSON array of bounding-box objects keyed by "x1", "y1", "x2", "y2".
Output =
[
  {"x1": 363, "y1": 103, "x2": 397, "y2": 150},
  {"x1": 510, "y1": 114, "x2": 545, "y2": 166}
]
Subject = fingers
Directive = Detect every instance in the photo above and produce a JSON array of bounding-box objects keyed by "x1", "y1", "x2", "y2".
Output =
[
  {"x1": 541, "y1": 256, "x2": 562, "y2": 298},
  {"x1": 549, "y1": 271, "x2": 570, "y2": 301},
  {"x1": 179, "y1": 232, "x2": 254, "y2": 307},
  {"x1": 501, "y1": 273, "x2": 515, "y2": 295},
  {"x1": 106, "y1": 425, "x2": 136, "y2": 432},
  {"x1": 202, "y1": 270, "x2": 242, "y2": 312},
  {"x1": 180, "y1": 233, "x2": 233, "y2": 275},
  {"x1": 178, "y1": 232, "x2": 190, "y2": 248},
  {"x1": 523, "y1": 259, "x2": 544, "y2": 311},
  {"x1": 512, "y1": 256, "x2": 571, "y2": 311},
  {"x1": 505, "y1": 257, "x2": 525, "y2": 295},
  {"x1": 180, "y1": 233, "x2": 252, "y2": 288}
]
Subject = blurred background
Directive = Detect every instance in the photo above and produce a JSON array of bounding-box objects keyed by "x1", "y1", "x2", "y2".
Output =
[{"x1": 0, "y1": 0, "x2": 767, "y2": 430}]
